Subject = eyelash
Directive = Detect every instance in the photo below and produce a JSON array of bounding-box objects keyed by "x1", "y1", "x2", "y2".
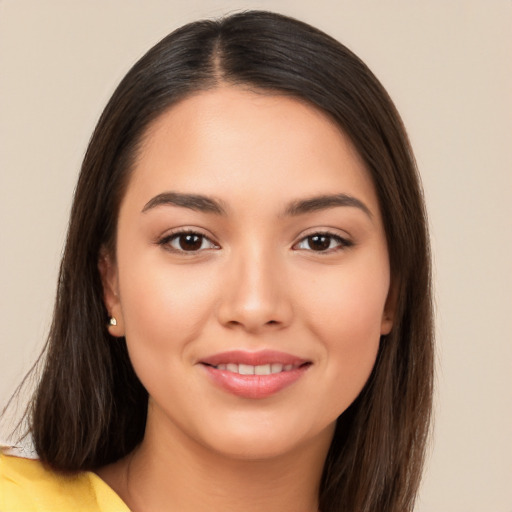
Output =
[
  {"x1": 158, "y1": 229, "x2": 219, "y2": 253},
  {"x1": 292, "y1": 231, "x2": 353, "y2": 253},
  {"x1": 157, "y1": 229, "x2": 353, "y2": 254}
]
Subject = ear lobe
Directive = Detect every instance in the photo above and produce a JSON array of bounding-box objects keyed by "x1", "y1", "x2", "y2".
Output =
[
  {"x1": 98, "y1": 249, "x2": 125, "y2": 337},
  {"x1": 380, "y1": 281, "x2": 399, "y2": 336}
]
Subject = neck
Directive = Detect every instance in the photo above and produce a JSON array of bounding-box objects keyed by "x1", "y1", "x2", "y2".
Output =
[{"x1": 99, "y1": 411, "x2": 332, "y2": 512}]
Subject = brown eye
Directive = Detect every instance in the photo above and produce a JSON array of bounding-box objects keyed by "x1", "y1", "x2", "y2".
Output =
[
  {"x1": 179, "y1": 233, "x2": 203, "y2": 251},
  {"x1": 161, "y1": 231, "x2": 218, "y2": 253},
  {"x1": 294, "y1": 232, "x2": 352, "y2": 252},
  {"x1": 306, "y1": 234, "x2": 331, "y2": 251}
]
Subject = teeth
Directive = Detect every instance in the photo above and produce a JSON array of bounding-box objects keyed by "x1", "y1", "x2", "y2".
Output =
[
  {"x1": 215, "y1": 363, "x2": 295, "y2": 375},
  {"x1": 255, "y1": 364, "x2": 271, "y2": 375},
  {"x1": 271, "y1": 363, "x2": 284, "y2": 373},
  {"x1": 238, "y1": 364, "x2": 254, "y2": 375}
]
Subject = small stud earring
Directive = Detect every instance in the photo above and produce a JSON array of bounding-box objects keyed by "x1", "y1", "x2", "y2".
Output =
[{"x1": 109, "y1": 317, "x2": 117, "y2": 327}]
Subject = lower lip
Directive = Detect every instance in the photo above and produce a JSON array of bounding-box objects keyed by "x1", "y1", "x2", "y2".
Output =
[{"x1": 201, "y1": 364, "x2": 310, "y2": 399}]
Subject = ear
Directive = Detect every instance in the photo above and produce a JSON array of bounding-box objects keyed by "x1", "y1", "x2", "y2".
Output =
[
  {"x1": 98, "y1": 249, "x2": 125, "y2": 337},
  {"x1": 380, "y1": 280, "x2": 399, "y2": 336}
]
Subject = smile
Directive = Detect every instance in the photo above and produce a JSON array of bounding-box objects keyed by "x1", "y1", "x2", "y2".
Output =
[
  {"x1": 209, "y1": 363, "x2": 300, "y2": 375},
  {"x1": 199, "y1": 350, "x2": 311, "y2": 399}
]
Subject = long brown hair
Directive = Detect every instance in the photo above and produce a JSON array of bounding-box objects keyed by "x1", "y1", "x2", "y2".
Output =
[{"x1": 22, "y1": 11, "x2": 433, "y2": 512}]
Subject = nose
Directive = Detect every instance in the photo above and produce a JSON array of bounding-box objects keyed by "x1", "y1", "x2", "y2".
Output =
[{"x1": 216, "y1": 247, "x2": 293, "y2": 333}]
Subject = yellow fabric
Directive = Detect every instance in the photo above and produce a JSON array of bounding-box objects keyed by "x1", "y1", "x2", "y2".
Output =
[{"x1": 0, "y1": 453, "x2": 130, "y2": 511}]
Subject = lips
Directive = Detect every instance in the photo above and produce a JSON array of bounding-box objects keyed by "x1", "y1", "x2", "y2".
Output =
[
  {"x1": 213, "y1": 362, "x2": 298, "y2": 375},
  {"x1": 199, "y1": 350, "x2": 311, "y2": 399}
]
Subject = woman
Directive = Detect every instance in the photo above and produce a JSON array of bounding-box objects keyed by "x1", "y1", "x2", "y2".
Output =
[{"x1": 0, "y1": 10, "x2": 433, "y2": 512}]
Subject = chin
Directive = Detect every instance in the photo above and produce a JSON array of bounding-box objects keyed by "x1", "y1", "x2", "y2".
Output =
[
  {"x1": 208, "y1": 436, "x2": 305, "y2": 461},
  {"x1": 196, "y1": 416, "x2": 335, "y2": 462}
]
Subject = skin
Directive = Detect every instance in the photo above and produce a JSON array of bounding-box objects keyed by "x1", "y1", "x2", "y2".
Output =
[{"x1": 98, "y1": 87, "x2": 395, "y2": 512}]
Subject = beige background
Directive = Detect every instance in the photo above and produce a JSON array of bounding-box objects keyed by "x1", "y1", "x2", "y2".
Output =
[{"x1": 1, "y1": 0, "x2": 511, "y2": 510}]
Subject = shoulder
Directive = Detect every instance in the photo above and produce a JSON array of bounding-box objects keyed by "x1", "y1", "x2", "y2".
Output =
[{"x1": 0, "y1": 452, "x2": 129, "y2": 512}]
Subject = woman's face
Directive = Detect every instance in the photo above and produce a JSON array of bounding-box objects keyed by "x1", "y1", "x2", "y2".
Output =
[{"x1": 101, "y1": 87, "x2": 394, "y2": 460}]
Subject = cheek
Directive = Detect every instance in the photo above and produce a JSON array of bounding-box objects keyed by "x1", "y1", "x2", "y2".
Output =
[
  {"x1": 304, "y1": 254, "x2": 389, "y2": 334},
  {"x1": 116, "y1": 254, "x2": 219, "y2": 371},
  {"x1": 299, "y1": 254, "x2": 389, "y2": 393}
]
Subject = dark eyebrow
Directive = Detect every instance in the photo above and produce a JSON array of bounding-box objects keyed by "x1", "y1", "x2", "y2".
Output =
[
  {"x1": 142, "y1": 192, "x2": 226, "y2": 215},
  {"x1": 284, "y1": 194, "x2": 373, "y2": 219}
]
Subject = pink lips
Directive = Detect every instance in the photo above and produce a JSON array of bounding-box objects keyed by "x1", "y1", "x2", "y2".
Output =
[{"x1": 199, "y1": 350, "x2": 311, "y2": 399}]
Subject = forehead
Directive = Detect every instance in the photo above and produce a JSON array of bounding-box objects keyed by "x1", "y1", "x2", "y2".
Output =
[{"x1": 123, "y1": 86, "x2": 378, "y2": 214}]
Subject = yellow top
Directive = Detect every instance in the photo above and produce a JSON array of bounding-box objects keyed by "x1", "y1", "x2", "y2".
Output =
[{"x1": 0, "y1": 453, "x2": 130, "y2": 511}]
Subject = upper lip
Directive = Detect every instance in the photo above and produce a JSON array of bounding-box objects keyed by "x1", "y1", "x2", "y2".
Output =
[{"x1": 199, "y1": 350, "x2": 310, "y2": 367}]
